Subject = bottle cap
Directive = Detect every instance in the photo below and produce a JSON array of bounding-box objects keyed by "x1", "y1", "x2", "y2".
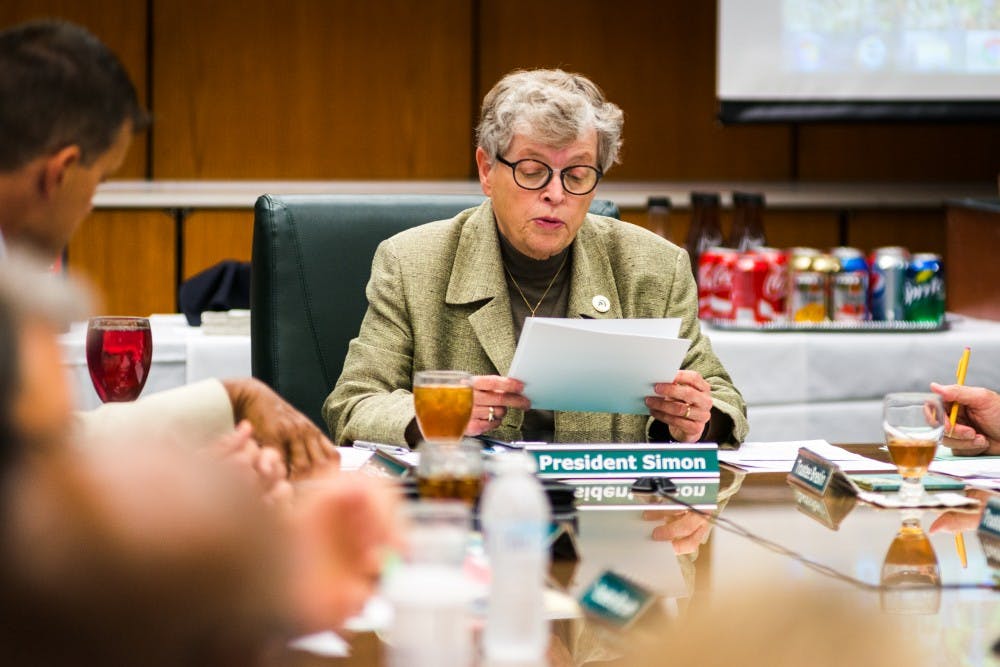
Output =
[
  {"x1": 733, "y1": 191, "x2": 765, "y2": 206},
  {"x1": 690, "y1": 192, "x2": 721, "y2": 207},
  {"x1": 488, "y1": 451, "x2": 537, "y2": 475}
]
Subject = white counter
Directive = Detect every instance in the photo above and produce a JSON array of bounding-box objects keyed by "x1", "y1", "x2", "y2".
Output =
[{"x1": 61, "y1": 313, "x2": 1000, "y2": 443}]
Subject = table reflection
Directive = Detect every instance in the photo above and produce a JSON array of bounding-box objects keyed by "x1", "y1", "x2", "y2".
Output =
[
  {"x1": 880, "y1": 511, "x2": 942, "y2": 614},
  {"x1": 541, "y1": 467, "x2": 745, "y2": 666},
  {"x1": 289, "y1": 448, "x2": 1000, "y2": 666}
]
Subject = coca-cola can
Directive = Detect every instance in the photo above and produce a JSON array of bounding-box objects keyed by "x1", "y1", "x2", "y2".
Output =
[
  {"x1": 698, "y1": 247, "x2": 737, "y2": 320},
  {"x1": 732, "y1": 252, "x2": 768, "y2": 324},
  {"x1": 756, "y1": 247, "x2": 788, "y2": 322}
]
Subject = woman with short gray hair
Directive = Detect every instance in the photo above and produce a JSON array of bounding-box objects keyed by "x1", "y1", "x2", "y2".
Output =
[{"x1": 326, "y1": 69, "x2": 747, "y2": 447}]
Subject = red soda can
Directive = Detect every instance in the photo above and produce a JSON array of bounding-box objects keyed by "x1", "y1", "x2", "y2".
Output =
[
  {"x1": 698, "y1": 247, "x2": 737, "y2": 320},
  {"x1": 732, "y1": 251, "x2": 768, "y2": 324},
  {"x1": 756, "y1": 247, "x2": 788, "y2": 322}
]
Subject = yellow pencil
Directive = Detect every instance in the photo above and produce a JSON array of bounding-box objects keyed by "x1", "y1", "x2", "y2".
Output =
[
  {"x1": 947, "y1": 347, "x2": 971, "y2": 568},
  {"x1": 948, "y1": 346, "x2": 971, "y2": 437}
]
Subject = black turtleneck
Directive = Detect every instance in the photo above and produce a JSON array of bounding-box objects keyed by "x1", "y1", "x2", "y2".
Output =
[
  {"x1": 498, "y1": 231, "x2": 571, "y2": 340},
  {"x1": 497, "y1": 229, "x2": 572, "y2": 435}
]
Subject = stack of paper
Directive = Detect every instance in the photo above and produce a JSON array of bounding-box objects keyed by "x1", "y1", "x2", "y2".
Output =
[
  {"x1": 719, "y1": 440, "x2": 896, "y2": 473},
  {"x1": 508, "y1": 317, "x2": 689, "y2": 414},
  {"x1": 930, "y1": 451, "x2": 1000, "y2": 487}
]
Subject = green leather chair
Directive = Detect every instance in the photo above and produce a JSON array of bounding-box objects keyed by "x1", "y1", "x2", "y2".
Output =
[{"x1": 251, "y1": 194, "x2": 621, "y2": 430}]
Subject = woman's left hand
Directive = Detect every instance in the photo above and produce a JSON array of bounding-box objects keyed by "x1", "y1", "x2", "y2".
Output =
[{"x1": 646, "y1": 370, "x2": 713, "y2": 443}]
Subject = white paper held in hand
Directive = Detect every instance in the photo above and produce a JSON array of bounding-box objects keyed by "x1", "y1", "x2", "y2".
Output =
[{"x1": 508, "y1": 317, "x2": 690, "y2": 414}]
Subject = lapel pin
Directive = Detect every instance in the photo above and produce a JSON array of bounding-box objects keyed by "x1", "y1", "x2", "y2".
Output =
[{"x1": 592, "y1": 295, "x2": 611, "y2": 313}]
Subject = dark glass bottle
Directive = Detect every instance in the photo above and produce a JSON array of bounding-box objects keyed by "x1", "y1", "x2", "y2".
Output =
[
  {"x1": 647, "y1": 196, "x2": 672, "y2": 241},
  {"x1": 685, "y1": 192, "x2": 723, "y2": 282},
  {"x1": 729, "y1": 191, "x2": 767, "y2": 252}
]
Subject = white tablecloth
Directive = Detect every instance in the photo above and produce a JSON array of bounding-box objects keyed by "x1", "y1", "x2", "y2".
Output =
[
  {"x1": 61, "y1": 314, "x2": 1000, "y2": 443},
  {"x1": 61, "y1": 314, "x2": 251, "y2": 411},
  {"x1": 706, "y1": 315, "x2": 1000, "y2": 442}
]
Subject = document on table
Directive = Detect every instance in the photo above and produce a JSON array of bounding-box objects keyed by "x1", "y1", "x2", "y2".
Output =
[
  {"x1": 718, "y1": 440, "x2": 896, "y2": 473},
  {"x1": 930, "y1": 450, "x2": 1000, "y2": 479},
  {"x1": 508, "y1": 317, "x2": 689, "y2": 414}
]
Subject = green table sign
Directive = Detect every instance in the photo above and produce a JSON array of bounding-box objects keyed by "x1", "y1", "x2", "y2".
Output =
[
  {"x1": 578, "y1": 570, "x2": 656, "y2": 628},
  {"x1": 788, "y1": 450, "x2": 835, "y2": 495},
  {"x1": 526, "y1": 444, "x2": 719, "y2": 479},
  {"x1": 979, "y1": 497, "x2": 1000, "y2": 538}
]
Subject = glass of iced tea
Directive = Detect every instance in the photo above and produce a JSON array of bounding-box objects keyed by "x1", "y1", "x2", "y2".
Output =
[
  {"x1": 413, "y1": 370, "x2": 474, "y2": 443},
  {"x1": 883, "y1": 392, "x2": 946, "y2": 505},
  {"x1": 416, "y1": 439, "x2": 484, "y2": 506},
  {"x1": 86, "y1": 317, "x2": 153, "y2": 402}
]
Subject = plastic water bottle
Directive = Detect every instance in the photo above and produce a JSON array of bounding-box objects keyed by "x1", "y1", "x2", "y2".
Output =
[{"x1": 481, "y1": 454, "x2": 551, "y2": 663}]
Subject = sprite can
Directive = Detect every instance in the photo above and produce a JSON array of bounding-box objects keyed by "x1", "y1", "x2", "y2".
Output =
[{"x1": 904, "y1": 253, "x2": 945, "y2": 324}]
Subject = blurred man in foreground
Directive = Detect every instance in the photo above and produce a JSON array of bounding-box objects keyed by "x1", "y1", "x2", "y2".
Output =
[
  {"x1": 0, "y1": 19, "x2": 335, "y2": 475},
  {"x1": 0, "y1": 254, "x2": 399, "y2": 655},
  {"x1": 0, "y1": 429, "x2": 396, "y2": 664}
]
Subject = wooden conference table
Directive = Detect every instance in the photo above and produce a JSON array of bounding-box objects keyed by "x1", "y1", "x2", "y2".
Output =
[{"x1": 285, "y1": 446, "x2": 1000, "y2": 666}]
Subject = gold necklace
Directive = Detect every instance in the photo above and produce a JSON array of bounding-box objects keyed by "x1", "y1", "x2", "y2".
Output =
[{"x1": 503, "y1": 253, "x2": 568, "y2": 317}]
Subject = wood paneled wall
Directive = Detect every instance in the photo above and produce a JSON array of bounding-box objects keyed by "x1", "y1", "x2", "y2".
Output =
[
  {"x1": 152, "y1": 0, "x2": 473, "y2": 179},
  {"x1": 0, "y1": 0, "x2": 148, "y2": 178},
  {"x1": 2, "y1": 1, "x2": 997, "y2": 315},
  {"x1": 478, "y1": 1, "x2": 793, "y2": 181}
]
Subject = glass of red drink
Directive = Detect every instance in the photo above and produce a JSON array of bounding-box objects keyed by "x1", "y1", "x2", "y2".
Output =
[{"x1": 86, "y1": 317, "x2": 153, "y2": 402}]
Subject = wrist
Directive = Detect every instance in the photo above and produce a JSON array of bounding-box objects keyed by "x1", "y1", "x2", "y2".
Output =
[{"x1": 221, "y1": 377, "x2": 261, "y2": 421}]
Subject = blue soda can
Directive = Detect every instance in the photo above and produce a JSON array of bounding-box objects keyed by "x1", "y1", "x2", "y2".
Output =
[
  {"x1": 904, "y1": 253, "x2": 946, "y2": 324},
  {"x1": 831, "y1": 247, "x2": 868, "y2": 274},
  {"x1": 869, "y1": 247, "x2": 908, "y2": 321}
]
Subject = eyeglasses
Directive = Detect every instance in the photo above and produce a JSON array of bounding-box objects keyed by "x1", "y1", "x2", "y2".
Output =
[{"x1": 495, "y1": 154, "x2": 603, "y2": 196}]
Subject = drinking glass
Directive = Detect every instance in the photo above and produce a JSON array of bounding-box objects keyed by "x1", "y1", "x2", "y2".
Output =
[
  {"x1": 384, "y1": 500, "x2": 474, "y2": 667},
  {"x1": 416, "y1": 439, "x2": 484, "y2": 506},
  {"x1": 880, "y1": 511, "x2": 941, "y2": 614},
  {"x1": 401, "y1": 500, "x2": 472, "y2": 567},
  {"x1": 413, "y1": 370, "x2": 474, "y2": 443},
  {"x1": 882, "y1": 392, "x2": 946, "y2": 505},
  {"x1": 86, "y1": 317, "x2": 153, "y2": 402}
]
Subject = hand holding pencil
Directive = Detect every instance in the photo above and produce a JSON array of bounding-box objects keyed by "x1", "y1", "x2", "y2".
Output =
[{"x1": 930, "y1": 349, "x2": 1000, "y2": 456}]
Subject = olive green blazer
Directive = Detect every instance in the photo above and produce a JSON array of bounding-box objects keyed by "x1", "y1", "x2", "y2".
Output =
[{"x1": 324, "y1": 200, "x2": 747, "y2": 446}]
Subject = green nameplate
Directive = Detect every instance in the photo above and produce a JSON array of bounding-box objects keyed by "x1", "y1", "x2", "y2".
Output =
[
  {"x1": 788, "y1": 449, "x2": 836, "y2": 494},
  {"x1": 578, "y1": 570, "x2": 656, "y2": 628},
  {"x1": 526, "y1": 444, "x2": 719, "y2": 479},
  {"x1": 568, "y1": 479, "x2": 720, "y2": 510},
  {"x1": 978, "y1": 497, "x2": 1000, "y2": 538},
  {"x1": 360, "y1": 448, "x2": 413, "y2": 478}
]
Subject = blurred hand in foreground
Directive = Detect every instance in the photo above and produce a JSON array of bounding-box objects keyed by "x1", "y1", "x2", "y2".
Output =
[
  {"x1": 223, "y1": 378, "x2": 339, "y2": 478},
  {"x1": 288, "y1": 472, "x2": 402, "y2": 631},
  {"x1": 208, "y1": 420, "x2": 294, "y2": 509}
]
